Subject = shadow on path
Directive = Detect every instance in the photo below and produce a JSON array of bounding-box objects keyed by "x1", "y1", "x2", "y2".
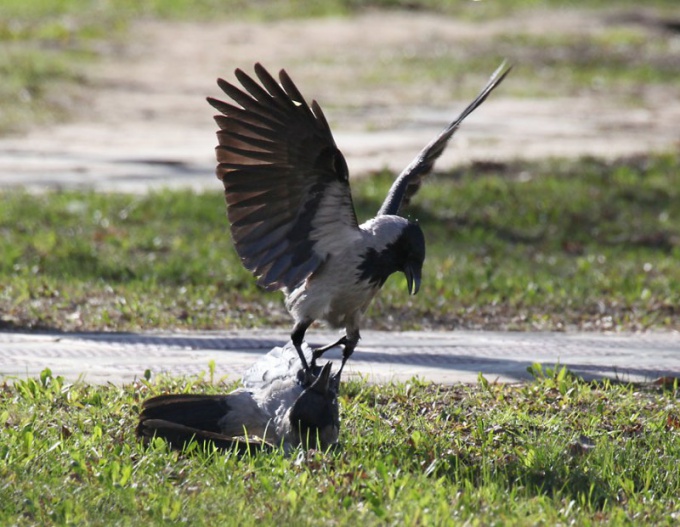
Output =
[{"x1": 8, "y1": 330, "x2": 676, "y2": 383}]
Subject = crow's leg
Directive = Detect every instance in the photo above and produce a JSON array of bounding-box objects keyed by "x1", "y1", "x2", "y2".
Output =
[
  {"x1": 336, "y1": 330, "x2": 360, "y2": 377},
  {"x1": 311, "y1": 335, "x2": 348, "y2": 368},
  {"x1": 291, "y1": 320, "x2": 313, "y2": 372}
]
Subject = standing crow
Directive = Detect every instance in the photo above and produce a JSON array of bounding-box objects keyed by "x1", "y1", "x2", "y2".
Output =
[
  {"x1": 207, "y1": 63, "x2": 511, "y2": 373},
  {"x1": 137, "y1": 343, "x2": 340, "y2": 453}
]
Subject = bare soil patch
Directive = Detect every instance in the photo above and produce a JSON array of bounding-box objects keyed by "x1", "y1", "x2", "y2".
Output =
[{"x1": 0, "y1": 9, "x2": 678, "y2": 192}]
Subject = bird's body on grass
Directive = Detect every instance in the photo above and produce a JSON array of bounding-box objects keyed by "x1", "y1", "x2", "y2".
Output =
[
  {"x1": 207, "y1": 63, "x2": 511, "y2": 372},
  {"x1": 137, "y1": 344, "x2": 340, "y2": 453}
]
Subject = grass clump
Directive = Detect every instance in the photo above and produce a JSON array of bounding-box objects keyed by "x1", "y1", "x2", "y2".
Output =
[{"x1": 1, "y1": 367, "x2": 679, "y2": 524}]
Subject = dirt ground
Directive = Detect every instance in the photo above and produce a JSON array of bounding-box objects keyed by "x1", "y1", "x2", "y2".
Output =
[{"x1": 0, "y1": 9, "x2": 678, "y2": 192}]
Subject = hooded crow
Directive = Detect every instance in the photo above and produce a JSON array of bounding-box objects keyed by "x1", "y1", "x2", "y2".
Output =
[
  {"x1": 137, "y1": 343, "x2": 340, "y2": 453},
  {"x1": 207, "y1": 63, "x2": 511, "y2": 372}
]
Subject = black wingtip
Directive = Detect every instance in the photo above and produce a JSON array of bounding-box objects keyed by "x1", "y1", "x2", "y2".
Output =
[
  {"x1": 491, "y1": 60, "x2": 513, "y2": 79},
  {"x1": 215, "y1": 77, "x2": 232, "y2": 93},
  {"x1": 376, "y1": 60, "x2": 512, "y2": 217},
  {"x1": 206, "y1": 95, "x2": 222, "y2": 112},
  {"x1": 489, "y1": 60, "x2": 513, "y2": 90}
]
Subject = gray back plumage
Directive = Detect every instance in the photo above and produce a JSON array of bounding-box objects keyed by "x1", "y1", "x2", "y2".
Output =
[{"x1": 242, "y1": 341, "x2": 315, "y2": 389}]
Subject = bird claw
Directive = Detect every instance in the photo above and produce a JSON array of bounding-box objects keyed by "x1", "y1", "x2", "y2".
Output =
[
  {"x1": 336, "y1": 344, "x2": 355, "y2": 377},
  {"x1": 300, "y1": 367, "x2": 315, "y2": 385},
  {"x1": 310, "y1": 336, "x2": 348, "y2": 370}
]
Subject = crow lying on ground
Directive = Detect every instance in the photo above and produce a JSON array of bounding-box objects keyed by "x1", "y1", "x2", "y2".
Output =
[{"x1": 137, "y1": 343, "x2": 340, "y2": 453}]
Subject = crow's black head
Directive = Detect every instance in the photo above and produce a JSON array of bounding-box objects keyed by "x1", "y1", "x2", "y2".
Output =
[
  {"x1": 290, "y1": 362, "x2": 340, "y2": 450},
  {"x1": 358, "y1": 220, "x2": 425, "y2": 294},
  {"x1": 399, "y1": 221, "x2": 425, "y2": 295}
]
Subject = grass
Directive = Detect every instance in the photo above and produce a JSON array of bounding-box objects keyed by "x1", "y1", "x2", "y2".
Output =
[
  {"x1": 2, "y1": 0, "x2": 679, "y2": 132},
  {"x1": 1, "y1": 366, "x2": 679, "y2": 524},
  {"x1": 1, "y1": 152, "x2": 679, "y2": 333},
  {"x1": 365, "y1": 28, "x2": 680, "y2": 102},
  {"x1": 3, "y1": 3, "x2": 679, "y2": 525}
]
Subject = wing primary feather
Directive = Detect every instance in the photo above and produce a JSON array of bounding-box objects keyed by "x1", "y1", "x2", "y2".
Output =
[
  {"x1": 229, "y1": 204, "x2": 291, "y2": 229},
  {"x1": 377, "y1": 61, "x2": 512, "y2": 216},
  {"x1": 277, "y1": 69, "x2": 317, "y2": 122},
  {"x1": 218, "y1": 130, "x2": 276, "y2": 152},
  {"x1": 235, "y1": 67, "x2": 297, "y2": 115},
  {"x1": 253, "y1": 64, "x2": 301, "y2": 111},
  {"x1": 217, "y1": 144, "x2": 282, "y2": 164},
  {"x1": 440, "y1": 61, "x2": 512, "y2": 136},
  {"x1": 208, "y1": 97, "x2": 282, "y2": 131},
  {"x1": 226, "y1": 189, "x2": 287, "y2": 209},
  {"x1": 138, "y1": 394, "x2": 230, "y2": 434},
  {"x1": 217, "y1": 164, "x2": 282, "y2": 177},
  {"x1": 209, "y1": 64, "x2": 360, "y2": 292},
  {"x1": 138, "y1": 419, "x2": 271, "y2": 453},
  {"x1": 310, "y1": 100, "x2": 334, "y2": 139},
  {"x1": 215, "y1": 116, "x2": 277, "y2": 141},
  {"x1": 216, "y1": 78, "x2": 287, "y2": 123},
  {"x1": 207, "y1": 95, "x2": 243, "y2": 118},
  {"x1": 229, "y1": 219, "x2": 274, "y2": 242},
  {"x1": 276, "y1": 69, "x2": 307, "y2": 104}
]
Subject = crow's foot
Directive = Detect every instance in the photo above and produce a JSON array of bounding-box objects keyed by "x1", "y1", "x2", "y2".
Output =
[{"x1": 311, "y1": 336, "x2": 348, "y2": 369}]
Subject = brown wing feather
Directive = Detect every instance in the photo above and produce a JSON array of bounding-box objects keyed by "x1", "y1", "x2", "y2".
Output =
[{"x1": 208, "y1": 63, "x2": 359, "y2": 291}]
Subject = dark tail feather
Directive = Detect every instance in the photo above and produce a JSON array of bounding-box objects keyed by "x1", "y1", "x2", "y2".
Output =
[
  {"x1": 137, "y1": 418, "x2": 271, "y2": 454},
  {"x1": 137, "y1": 394, "x2": 272, "y2": 453},
  {"x1": 137, "y1": 393, "x2": 231, "y2": 434}
]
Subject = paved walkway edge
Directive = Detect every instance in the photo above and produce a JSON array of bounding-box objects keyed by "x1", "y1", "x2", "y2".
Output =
[{"x1": 1, "y1": 329, "x2": 678, "y2": 385}]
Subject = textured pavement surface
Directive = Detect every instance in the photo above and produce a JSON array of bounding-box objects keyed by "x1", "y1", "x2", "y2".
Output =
[{"x1": 1, "y1": 329, "x2": 678, "y2": 385}]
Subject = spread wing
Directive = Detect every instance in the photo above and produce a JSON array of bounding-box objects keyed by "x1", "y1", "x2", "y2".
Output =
[
  {"x1": 378, "y1": 62, "x2": 512, "y2": 216},
  {"x1": 207, "y1": 64, "x2": 359, "y2": 292}
]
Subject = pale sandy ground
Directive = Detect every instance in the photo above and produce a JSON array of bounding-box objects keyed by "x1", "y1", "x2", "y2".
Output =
[{"x1": 0, "y1": 9, "x2": 678, "y2": 192}]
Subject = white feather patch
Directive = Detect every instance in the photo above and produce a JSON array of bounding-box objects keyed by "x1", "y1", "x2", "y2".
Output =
[
  {"x1": 309, "y1": 181, "x2": 362, "y2": 257},
  {"x1": 360, "y1": 215, "x2": 410, "y2": 251}
]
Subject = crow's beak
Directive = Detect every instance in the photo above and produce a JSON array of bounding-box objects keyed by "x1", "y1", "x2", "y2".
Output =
[
  {"x1": 405, "y1": 264, "x2": 421, "y2": 296},
  {"x1": 310, "y1": 362, "x2": 333, "y2": 395}
]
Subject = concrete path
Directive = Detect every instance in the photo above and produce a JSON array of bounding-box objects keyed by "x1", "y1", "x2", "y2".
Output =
[{"x1": 1, "y1": 329, "x2": 678, "y2": 385}]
